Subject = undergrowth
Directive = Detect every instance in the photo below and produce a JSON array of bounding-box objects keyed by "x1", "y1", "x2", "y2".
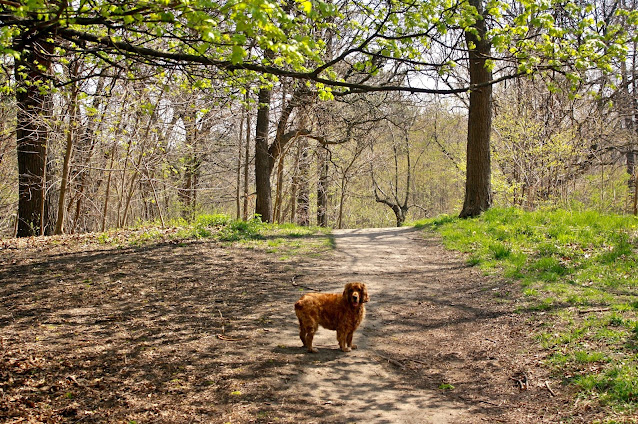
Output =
[
  {"x1": 103, "y1": 213, "x2": 334, "y2": 259},
  {"x1": 414, "y1": 208, "x2": 638, "y2": 420}
]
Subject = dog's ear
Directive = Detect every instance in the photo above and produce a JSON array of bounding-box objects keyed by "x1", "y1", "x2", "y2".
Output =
[
  {"x1": 343, "y1": 283, "x2": 352, "y2": 300},
  {"x1": 362, "y1": 284, "x2": 370, "y2": 303}
]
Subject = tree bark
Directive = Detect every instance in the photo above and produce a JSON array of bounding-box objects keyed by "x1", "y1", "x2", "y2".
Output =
[
  {"x1": 73, "y1": 75, "x2": 109, "y2": 233},
  {"x1": 15, "y1": 39, "x2": 53, "y2": 237},
  {"x1": 179, "y1": 110, "x2": 202, "y2": 221},
  {"x1": 296, "y1": 139, "x2": 310, "y2": 226},
  {"x1": 460, "y1": 0, "x2": 493, "y2": 218},
  {"x1": 236, "y1": 104, "x2": 244, "y2": 220},
  {"x1": 621, "y1": 60, "x2": 636, "y2": 212},
  {"x1": 254, "y1": 83, "x2": 312, "y2": 223},
  {"x1": 101, "y1": 143, "x2": 117, "y2": 232},
  {"x1": 55, "y1": 67, "x2": 80, "y2": 235},
  {"x1": 317, "y1": 146, "x2": 329, "y2": 227},
  {"x1": 273, "y1": 152, "x2": 286, "y2": 223},
  {"x1": 254, "y1": 86, "x2": 273, "y2": 222},
  {"x1": 243, "y1": 102, "x2": 251, "y2": 221}
]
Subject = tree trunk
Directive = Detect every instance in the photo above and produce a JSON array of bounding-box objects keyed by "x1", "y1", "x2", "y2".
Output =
[
  {"x1": 73, "y1": 75, "x2": 109, "y2": 233},
  {"x1": 236, "y1": 105, "x2": 244, "y2": 220},
  {"x1": 255, "y1": 83, "x2": 311, "y2": 223},
  {"x1": 296, "y1": 140, "x2": 310, "y2": 226},
  {"x1": 317, "y1": 146, "x2": 329, "y2": 227},
  {"x1": 121, "y1": 145, "x2": 144, "y2": 227},
  {"x1": 116, "y1": 113, "x2": 137, "y2": 228},
  {"x1": 55, "y1": 72, "x2": 79, "y2": 235},
  {"x1": 337, "y1": 177, "x2": 347, "y2": 229},
  {"x1": 102, "y1": 143, "x2": 117, "y2": 232},
  {"x1": 621, "y1": 60, "x2": 636, "y2": 212},
  {"x1": 15, "y1": 40, "x2": 53, "y2": 237},
  {"x1": 459, "y1": 0, "x2": 493, "y2": 218},
  {"x1": 180, "y1": 153, "x2": 200, "y2": 221},
  {"x1": 273, "y1": 152, "x2": 286, "y2": 223},
  {"x1": 255, "y1": 86, "x2": 273, "y2": 222},
  {"x1": 372, "y1": 127, "x2": 411, "y2": 227},
  {"x1": 243, "y1": 103, "x2": 251, "y2": 221},
  {"x1": 290, "y1": 143, "x2": 301, "y2": 224},
  {"x1": 101, "y1": 99, "x2": 127, "y2": 232}
]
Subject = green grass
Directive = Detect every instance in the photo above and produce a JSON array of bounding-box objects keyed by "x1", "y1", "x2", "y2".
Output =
[
  {"x1": 95, "y1": 214, "x2": 334, "y2": 258},
  {"x1": 415, "y1": 207, "x2": 638, "y2": 417}
]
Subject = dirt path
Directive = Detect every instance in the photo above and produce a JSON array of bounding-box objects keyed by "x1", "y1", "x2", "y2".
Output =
[
  {"x1": 277, "y1": 227, "x2": 480, "y2": 423},
  {"x1": 276, "y1": 227, "x2": 567, "y2": 424},
  {"x1": 0, "y1": 227, "x2": 568, "y2": 423}
]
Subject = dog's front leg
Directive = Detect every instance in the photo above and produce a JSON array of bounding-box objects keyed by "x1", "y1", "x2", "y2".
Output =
[
  {"x1": 346, "y1": 332, "x2": 357, "y2": 350},
  {"x1": 337, "y1": 330, "x2": 351, "y2": 352}
]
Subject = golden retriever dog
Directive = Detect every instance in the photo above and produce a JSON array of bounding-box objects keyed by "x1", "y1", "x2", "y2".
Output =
[{"x1": 294, "y1": 282, "x2": 369, "y2": 353}]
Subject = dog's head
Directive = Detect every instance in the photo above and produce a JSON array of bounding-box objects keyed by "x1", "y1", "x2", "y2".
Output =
[{"x1": 343, "y1": 282, "x2": 369, "y2": 308}]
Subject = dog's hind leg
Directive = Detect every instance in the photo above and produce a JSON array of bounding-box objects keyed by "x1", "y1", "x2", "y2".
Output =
[
  {"x1": 297, "y1": 317, "x2": 307, "y2": 347},
  {"x1": 304, "y1": 325, "x2": 318, "y2": 353}
]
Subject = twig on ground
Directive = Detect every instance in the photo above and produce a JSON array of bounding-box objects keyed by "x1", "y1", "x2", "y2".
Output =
[
  {"x1": 577, "y1": 307, "x2": 611, "y2": 314},
  {"x1": 373, "y1": 351, "x2": 427, "y2": 367},
  {"x1": 405, "y1": 358, "x2": 429, "y2": 366},
  {"x1": 218, "y1": 309, "x2": 224, "y2": 335},
  {"x1": 66, "y1": 375, "x2": 82, "y2": 387},
  {"x1": 216, "y1": 334, "x2": 247, "y2": 341},
  {"x1": 479, "y1": 399, "x2": 502, "y2": 407},
  {"x1": 545, "y1": 381, "x2": 556, "y2": 397},
  {"x1": 375, "y1": 353, "x2": 404, "y2": 368},
  {"x1": 291, "y1": 275, "x2": 318, "y2": 291}
]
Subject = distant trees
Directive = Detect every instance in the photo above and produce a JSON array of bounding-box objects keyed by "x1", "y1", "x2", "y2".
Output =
[
  {"x1": 371, "y1": 108, "x2": 417, "y2": 227},
  {"x1": 0, "y1": 0, "x2": 636, "y2": 235}
]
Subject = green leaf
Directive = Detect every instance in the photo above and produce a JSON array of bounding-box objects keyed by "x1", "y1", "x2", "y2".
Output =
[
  {"x1": 299, "y1": 0, "x2": 312, "y2": 14},
  {"x1": 231, "y1": 45, "x2": 246, "y2": 64}
]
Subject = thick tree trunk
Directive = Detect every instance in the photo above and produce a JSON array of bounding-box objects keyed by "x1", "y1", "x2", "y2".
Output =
[
  {"x1": 460, "y1": 0, "x2": 493, "y2": 218},
  {"x1": 255, "y1": 86, "x2": 273, "y2": 222},
  {"x1": 15, "y1": 40, "x2": 53, "y2": 237},
  {"x1": 255, "y1": 84, "x2": 311, "y2": 223}
]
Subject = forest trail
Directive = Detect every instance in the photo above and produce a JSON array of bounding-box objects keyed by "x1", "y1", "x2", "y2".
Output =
[
  {"x1": 1, "y1": 226, "x2": 557, "y2": 423},
  {"x1": 276, "y1": 226, "x2": 480, "y2": 423}
]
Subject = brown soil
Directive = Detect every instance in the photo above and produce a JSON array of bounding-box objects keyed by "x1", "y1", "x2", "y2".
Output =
[{"x1": 1, "y1": 227, "x2": 585, "y2": 423}]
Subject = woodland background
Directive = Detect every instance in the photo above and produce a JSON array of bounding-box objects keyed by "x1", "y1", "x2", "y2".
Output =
[{"x1": 1, "y1": 0, "x2": 638, "y2": 236}]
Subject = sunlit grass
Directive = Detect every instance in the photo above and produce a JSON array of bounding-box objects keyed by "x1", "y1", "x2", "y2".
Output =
[
  {"x1": 415, "y1": 207, "x2": 638, "y2": 417},
  {"x1": 97, "y1": 213, "x2": 334, "y2": 258}
]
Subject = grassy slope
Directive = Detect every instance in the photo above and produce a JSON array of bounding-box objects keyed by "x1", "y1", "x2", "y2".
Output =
[
  {"x1": 90, "y1": 214, "x2": 335, "y2": 260},
  {"x1": 415, "y1": 208, "x2": 638, "y2": 422}
]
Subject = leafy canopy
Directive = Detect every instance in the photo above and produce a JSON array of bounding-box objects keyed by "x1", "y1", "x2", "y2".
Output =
[{"x1": 0, "y1": 0, "x2": 635, "y2": 94}]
